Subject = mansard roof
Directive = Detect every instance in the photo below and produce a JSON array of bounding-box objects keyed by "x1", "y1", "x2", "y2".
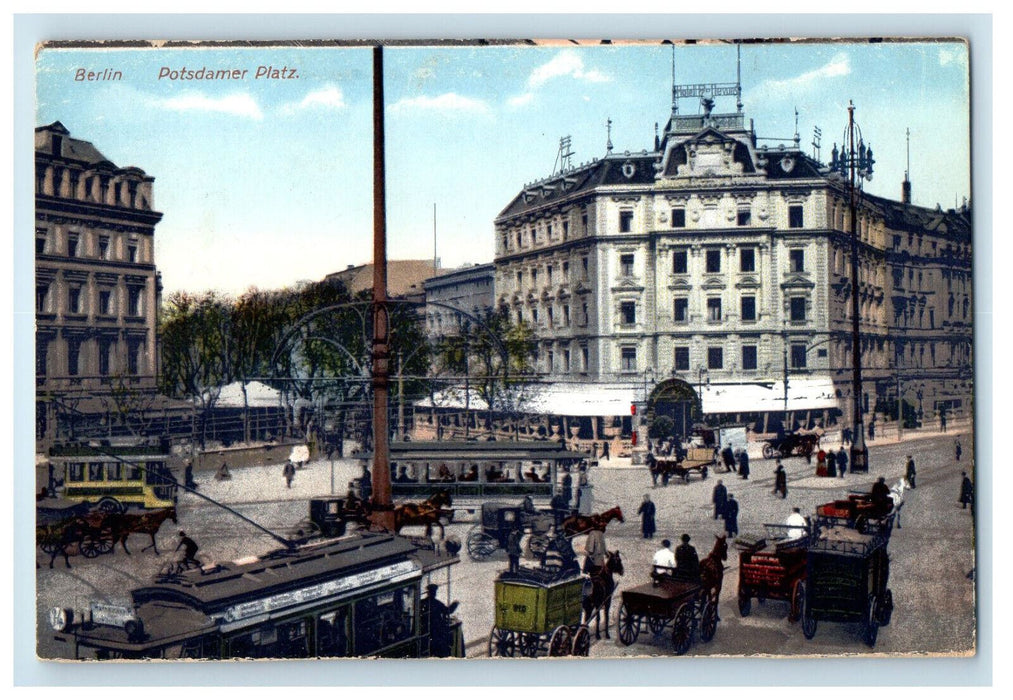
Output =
[
  {"x1": 862, "y1": 191, "x2": 972, "y2": 240},
  {"x1": 36, "y1": 121, "x2": 114, "y2": 166}
]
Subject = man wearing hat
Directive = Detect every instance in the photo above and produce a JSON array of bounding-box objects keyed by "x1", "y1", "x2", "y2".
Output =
[
  {"x1": 723, "y1": 494, "x2": 740, "y2": 538},
  {"x1": 905, "y1": 455, "x2": 917, "y2": 489},
  {"x1": 674, "y1": 533, "x2": 700, "y2": 581},
  {"x1": 422, "y1": 583, "x2": 459, "y2": 657}
]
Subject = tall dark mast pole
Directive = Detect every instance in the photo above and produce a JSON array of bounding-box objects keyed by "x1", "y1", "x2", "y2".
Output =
[
  {"x1": 848, "y1": 101, "x2": 869, "y2": 472},
  {"x1": 370, "y1": 45, "x2": 394, "y2": 529}
]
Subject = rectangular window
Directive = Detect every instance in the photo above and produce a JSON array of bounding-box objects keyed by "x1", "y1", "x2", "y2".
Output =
[
  {"x1": 516, "y1": 270, "x2": 523, "y2": 287},
  {"x1": 99, "y1": 290, "x2": 113, "y2": 315},
  {"x1": 789, "y1": 205, "x2": 804, "y2": 228},
  {"x1": 547, "y1": 306, "x2": 555, "y2": 326},
  {"x1": 674, "y1": 346, "x2": 690, "y2": 371},
  {"x1": 67, "y1": 339, "x2": 80, "y2": 376},
  {"x1": 737, "y1": 210, "x2": 751, "y2": 226},
  {"x1": 619, "y1": 210, "x2": 634, "y2": 233},
  {"x1": 531, "y1": 269, "x2": 538, "y2": 285},
  {"x1": 582, "y1": 209, "x2": 589, "y2": 231},
  {"x1": 708, "y1": 347, "x2": 724, "y2": 370},
  {"x1": 99, "y1": 235, "x2": 110, "y2": 259},
  {"x1": 563, "y1": 305, "x2": 570, "y2": 325},
  {"x1": 532, "y1": 308, "x2": 539, "y2": 324},
  {"x1": 128, "y1": 244, "x2": 138, "y2": 263},
  {"x1": 673, "y1": 249, "x2": 688, "y2": 274},
  {"x1": 69, "y1": 463, "x2": 85, "y2": 482},
  {"x1": 790, "y1": 249, "x2": 805, "y2": 272},
  {"x1": 546, "y1": 265, "x2": 554, "y2": 284},
  {"x1": 68, "y1": 234, "x2": 79, "y2": 258},
  {"x1": 107, "y1": 463, "x2": 122, "y2": 481},
  {"x1": 620, "y1": 347, "x2": 637, "y2": 372},
  {"x1": 707, "y1": 297, "x2": 722, "y2": 322},
  {"x1": 620, "y1": 301, "x2": 636, "y2": 325},
  {"x1": 36, "y1": 284, "x2": 50, "y2": 313},
  {"x1": 547, "y1": 350, "x2": 554, "y2": 372},
  {"x1": 36, "y1": 339, "x2": 48, "y2": 377},
  {"x1": 516, "y1": 232, "x2": 522, "y2": 248},
  {"x1": 128, "y1": 340, "x2": 141, "y2": 375},
  {"x1": 89, "y1": 463, "x2": 104, "y2": 482},
  {"x1": 69, "y1": 287, "x2": 82, "y2": 314},
  {"x1": 563, "y1": 221, "x2": 569, "y2": 239},
  {"x1": 128, "y1": 288, "x2": 143, "y2": 317},
  {"x1": 99, "y1": 339, "x2": 111, "y2": 376},
  {"x1": 673, "y1": 298, "x2": 689, "y2": 323},
  {"x1": 741, "y1": 295, "x2": 756, "y2": 321},
  {"x1": 581, "y1": 346, "x2": 589, "y2": 371},
  {"x1": 671, "y1": 208, "x2": 686, "y2": 228},
  {"x1": 582, "y1": 257, "x2": 589, "y2": 277},
  {"x1": 547, "y1": 223, "x2": 553, "y2": 238},
  {"x1": 620, "y1": 253, "x2": 635, "y2": 277},
  {"x1": 562, "y1": 261, "x2": 569, "y2": 278},
  {"x1": 36, "y1": 228, "x2": 47, "y2": 255},
  {"x1": 581, "y1": 302, "x2": 589, "y2": 325},
  {"x1": 791, "y1": 343, "x2": 807, "y2": 369},
  {"x1": 742, "y1": 345, "x2": 758, "y2": 370},
  {"x1": 790, "y1": 297, "x2": 806, "y2": 322},
  {"x1": 563, "y1": 349, "x2": 571, "y2": 372},
  {"x1": 706, "y1": 249, "x2": 721, "y2": 273},
  {"x1": 740, "y1": 248, "x2": 755, "y2": 272}
]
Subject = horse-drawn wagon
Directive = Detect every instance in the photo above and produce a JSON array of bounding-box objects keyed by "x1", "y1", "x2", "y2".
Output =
[
  {"x1": 801, "y1": 519, "x2": 894, "y2": 647},
  {"x1": 761, "y1": 432, "x2": 821, "y2": 460},
  {"x1": 466, "y1": 500, "x2": 555, "y2": 561},
  {"x1": 488, "y1": 573, "x2": 591, "y2": 657},
  {"x1": 735, "y1": 524, "x2": 809, "y2": 620},
  {"x1": 815, "y1": 490, "x2": 897, "y2": 535},
  {"x1": 650, "y1": 446, "x2": 713, "y2": 484}
]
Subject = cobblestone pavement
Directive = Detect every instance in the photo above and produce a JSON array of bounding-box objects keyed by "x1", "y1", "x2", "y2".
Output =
[{"x1": 36, "y1": 430, "x2": 976, "y2": 659}]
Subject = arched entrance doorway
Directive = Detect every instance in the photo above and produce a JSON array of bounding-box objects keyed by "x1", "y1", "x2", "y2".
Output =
[{"x1": 646, "y1": 379, "x2": 701, "y2": 440}]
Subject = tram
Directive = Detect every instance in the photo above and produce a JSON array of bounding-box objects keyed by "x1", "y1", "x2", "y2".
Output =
[
  {"x1": 47, "y1": 438, "x2": 177, "y2": 512},
  {"x1": 49, "y1": 531, "x2": 463, "y2": 659},
  {"x1": 374, "y1": 441, "x2": 589, "y2": 501}
]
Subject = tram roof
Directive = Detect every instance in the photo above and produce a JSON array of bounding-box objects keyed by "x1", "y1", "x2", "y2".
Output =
[{"x1": 356, "y1": 441, "x2": 589, "y2": 461}]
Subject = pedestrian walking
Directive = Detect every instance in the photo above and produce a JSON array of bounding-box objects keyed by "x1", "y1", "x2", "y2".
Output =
[
  {"x1": 601, "y1": 440, "x2": 611, "y2": 461},
  {"x1": 506, "y1": 524, "x2": 523, "y2": 574},
  {"x1": 721, "y1": 445, "x2": 736, "y2": 473},
  {"x1": 905, "y1": 455, "x2": 917, "y2": 489},
  {"x1": 826, "y1": 449, "x2": 837, "y2": 478},
  {"x1": 816, "y1": 448, "x2": 828, "y2": 477},
  {"x1": 773, "y1": 462, "x2": 787, "y2": 499},
  {"x1": 737, "y1": 449, "x2": 750, "y2": 479},
  {"x1": 283, "y1": 460, "x2": 296, "y2": 489},
  {"x1": 647, "y1": 452, "x2": 659, "y2": 488},
  {"x1": 637, "y1": 494, "x2": 657, "y2": 539},
  {"x1": 712, "y1": 479, "x2": 728, "y2": 520},
  {"x1": 359, "y1": 462, "x2": 372, "y2": 502},
  {"x1": 955, "y1": 438, "x2": 963, "y2": 462},
  {"x1": 723, "y1": 494, "x2": 739, "y2": 538},
  {"x1": 868, "y1": 419, "x2": 876, "y2": 441},
  {"x1": 959, "y1": 472, "x2": 973, "y2": 510},
  {"x1": 837, "y1": 446, "x2": 848, "y2": 478},
  {"x1": 214, "y1": 462, "x2": 231, "y2": 481},
  {"x1": 940, "y1": 409, "x2": 948, "y2": 433},
  {"x1": 562, "y1": 468, "x2": 573, "y2": 506},
  {"x1": 184, "y1": 459, "x2": 197, "y2": 490}
]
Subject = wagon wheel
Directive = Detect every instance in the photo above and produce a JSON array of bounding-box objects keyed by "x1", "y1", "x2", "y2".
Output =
[
  {"x1": 801, "y1": 593, "x2": 817, "y2": 640},
  {"x1": 647, "y1": 615, "x2": 667, "y2": 635},
  {"x1": 517, "y1": 632, "x2": 543, "y2": 658},
  {"x1": 700, "y1": 598, "x2": 718, "y2": 643},
  {"x1": 39, "y1": 528, "x2": 60, "y2": 554},
  {"x1": 762, "y1": 444, "x2": 775, "y2": 459},
  {"x1": 527, "y1": 534, "x2": 550, "y2": 559},
  {"x1": 97, "y1": 497, "x2": 124, "y2": 514},
  {"x1": 879, "y1": 589, "x2": 894, "y2": 627},
  {"x1": 855, "y1": 515, "x2": 869, "y2": 534},
  {"x1": 616, "y1": 602, "x2": 639, "y2": 646},
  {"x1": 548, "y1": 625, "x2": 573, "y2": 657},
  {"x1": 571, "y1": 625, "x2": 591, "y2": 656},
  {"x1": 79, "y1": 531, "x2": 102, "y2": 558},
  {"x1": 488, "y1": 626, "x2": 515, "y2": 657},
  {"x1": 864, "y1": 595, "x2": 880, "y2": 647},
  {"x1": 671, "y1": 604, "x2": 694, "y2": 656},
  {"x1": 466, "y1": 526, "x2": 499, "y2": 561},
  {"x1": 789, "y1": 579, "x2": 806, "y2": 623},
  {"x1": 737, "y1": 586, "x2": 752, "y2": 617}
]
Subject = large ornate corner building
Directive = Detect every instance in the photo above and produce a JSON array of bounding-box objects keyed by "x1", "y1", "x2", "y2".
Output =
[
  {"x1": 35, "y1": 122, "x2": 171, "y2": 442},
  {"x1": 492, "y1": 90, "x2": 972, "y2": 430}
]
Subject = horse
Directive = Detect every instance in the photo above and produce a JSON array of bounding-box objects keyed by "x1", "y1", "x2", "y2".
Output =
[
  {"x1": 581, "y1": 550, "x2": 624, "y2": 640},
  {"x1": 562, "y1": 506, "x2": 624, "y2": 538},
  {"x1": 699, "y1": 535, "x2": 728, "y2": 606},
  {"x1": 45, "y1": 518, "x2": 89, "y2": 569},
  {"x1": 108, "y1": 506, "x2": 178, "y2": 555},
  {"x1": 393, "y1": 490, "x2": 453, "y2": 538}
]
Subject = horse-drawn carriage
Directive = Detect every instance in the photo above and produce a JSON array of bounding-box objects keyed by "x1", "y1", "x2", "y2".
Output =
[
  {"x1": 802, "y1": 518, "x2": 894, "y2": 647},
  {"x1": 761, "y1": 432, "x2": 821, "y2": 460},
  {"x1": 815, "y1": 491, "x2": 897, "y2": 535},
  {"x1": 615, "y1": 535, "x2": 726, "y2": 655},
  {"x1": 649, "y1": 450, "x2": 712, "y2": 484},
  {"x1": 36, "y1": 502, "x2": 116, "y2": 562},
  {"x1": 736, "y1": 524, "x2": 809, "y2": 621},
  {"x1": 466, "y1": 499, "x2": 555, "y2": 561},
  {"x1": 488, "y1": 574, "x2": 592, "y2": 657}
]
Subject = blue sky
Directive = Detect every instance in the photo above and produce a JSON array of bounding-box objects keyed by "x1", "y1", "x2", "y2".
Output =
[{"x1": 36, "y1": 41, "x2": 970, "y2": 296}]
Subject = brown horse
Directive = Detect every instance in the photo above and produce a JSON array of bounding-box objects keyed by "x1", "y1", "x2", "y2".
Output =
[
  {"x1": 394, "y1": 491, "x2": 453, "y2": 538},
  {"x1": 582, "y1": 550, "x2": 624, "y2": 640},
  {"x1": 699, "y1": 534, "x2": 728, "y2": 605},
  {"x1": 108, "y1": 506, "x2": 178, "y2": 555},
  {"x1": 562, "y1": 506, "x2": 624, "y2": 538}
]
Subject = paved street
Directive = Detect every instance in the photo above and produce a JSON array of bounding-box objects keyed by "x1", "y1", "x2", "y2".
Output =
[{"x1": 36, "y1": 430, "x2": 976, "y2": 659}]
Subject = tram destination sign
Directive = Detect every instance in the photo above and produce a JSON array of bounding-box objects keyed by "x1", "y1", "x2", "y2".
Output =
[{"x1": 220, "y1": 560, "x2": 420, "y2": 624}]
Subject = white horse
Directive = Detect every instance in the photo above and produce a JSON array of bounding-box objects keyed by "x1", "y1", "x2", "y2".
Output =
[{"x1": 889, "y1": 478, "x2": 907, "y2": 529}]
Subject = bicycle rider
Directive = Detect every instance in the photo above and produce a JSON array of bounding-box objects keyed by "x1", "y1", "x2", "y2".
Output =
[{"x1": 176, "y1": 530, "x2": 200, "y2": 569}]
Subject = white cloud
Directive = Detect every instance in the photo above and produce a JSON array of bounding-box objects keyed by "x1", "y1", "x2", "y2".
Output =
[
  {"x1": 527, "y1": 50, "x2": 612, "y2": 89},
  {"x1": 278, "y1": 84, "x2": 347, "y2": 115},
  {"x1": 748, "y1": 53, "x2": 851, "y2": 100},
  {"x1": 160, "y1": 92, "x2": 263, "y2": 120},
  {"x1": 388, "y1": 92, "x2": 491, "y2": 116},
  {"x1": 507, "y1": 92, "x2": 535, "y2": 108}
]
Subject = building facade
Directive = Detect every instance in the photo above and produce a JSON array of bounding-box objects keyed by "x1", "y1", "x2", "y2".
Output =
[
  {"x1": 492, "y1": 95, "x2": 972, "y2": 430},
  {"x1": 423, "y1": 263, "x2": 495, "y2": 335},
  {"x1": 35, "y1": 122, "x2": 165, "y2": 440}
]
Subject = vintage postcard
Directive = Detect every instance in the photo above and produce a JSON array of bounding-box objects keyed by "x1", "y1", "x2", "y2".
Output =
[{"x1": 32, "y1": 38, "x2": 975, "y2": 662}]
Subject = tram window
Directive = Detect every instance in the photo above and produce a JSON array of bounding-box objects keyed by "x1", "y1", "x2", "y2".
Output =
[
  {"x1": 317, "y1": 608, "x2": 350, "y2": 658},
  {"x1": 88, "y1": 462, "x2": 104, "y2": 481},
  {"x1": 126, "y1": 464, "x2": 142, "y2": 480},
  {"x1": 106, "y1": 463, "x2": 122, "y2": 481},
  {"x1": 354, "y1": 585, "x2": 416, "y2": 655},
  {"x1": 230, "y1": 620, "x2": 308, "y2": 659},
  {"x1": 68, "y1": 462, "x2": 85, "y2": 481},
  {"x1": 145, "y1": 462, "x2": 167, "y2": 485}
]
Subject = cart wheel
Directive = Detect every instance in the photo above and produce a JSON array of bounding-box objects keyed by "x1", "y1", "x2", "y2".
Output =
[
  {"x1": 700, "y1": 599, "x2": 718, "y2": 643},
  {"x1": 671, "y1": 604, "x2": 694, "y2": 656},
  {"x1": 738, "y1": 586, "x2": 752, "y2": 617},
  {"x1": 617, "y1": 602, "x2": 639, "y2": 646},
  {"x1": 571, "y1": 626, "x2": 591, "y2": 656},
  {"x1": 517, "y1": 632, "x2": 542, "y2": 658},
  {"x1": 855, "y1": 515, "x2": 869, "y2": 534},
  {"x1": 879, "y1": 589, "x2": 894, "y2": 627},
  {"x1": 789, "y1": 580, "x2": 805, "y2": 623},
  {"x1": 801, "y1": 594, "x2": 817, "y2": 640},
  {"x1": 864, "y1": 595, "x2": 880, "y2": 647},
  {"x1": 96, "y1": 527, "x2": 115, "y2": 555},
  {"x1": 40, "y1": 530, "x2": 59, "y2": 554},
  {"x1": 79, "y1": 532, "x2": 101, "y2": 558},
  {"x1": 549, "y1": 625, "x2": 573, "y2": 657},
  {"x1": 466, "y1": 527, "x2": 498, "y2": 561},
  {"x1": 648, "y1": 615, "x2": 667, "y2": 635},
  {"x1": 97, "y1": 497, "x2": 124, "y2": 514},
  {"x1": 701, "y1": 466, "x2": 708, "y2": 480},
  {"x1": 762, "y1": 444, "x2": 775, "y2": 459},
  {"x1": 488, "y1": 626, "x2": 514, "y2": 657}
]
